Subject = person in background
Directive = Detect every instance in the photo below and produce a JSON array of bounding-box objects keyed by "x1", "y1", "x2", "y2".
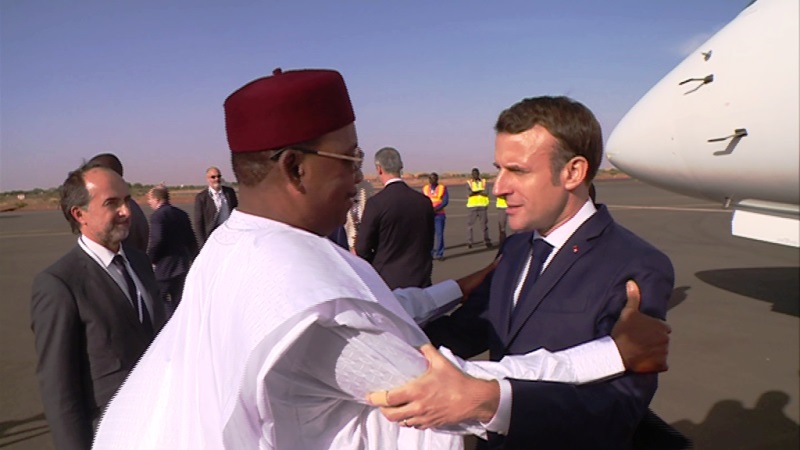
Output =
[
  {"x1": 193, "y1": 166, "x2": 238, "y2": 248},
  {"x1": 356, "y1": 147, "x2": 435, "y2": 289},
  {"x1": 31, "y1": 163, "x2": 169, "y2": 450},
  {"x1": 146, "y1": 184, "x2": 198, "y2": 309},
  {"x1": 327, "y1": 224, "x2": 350, "y2": 250},
  {"x1": 495, "y1": 193, "x2": 509, "y2": 246},
  {"x1": 87, "y1": 153, "x2": 149, "y2": 253},
  {"x1": 466, "y1": 167, "x2": 491, "y2": 249},
  {"x1": 423, "y1": 172, "x2": 449, "y2": 261}
]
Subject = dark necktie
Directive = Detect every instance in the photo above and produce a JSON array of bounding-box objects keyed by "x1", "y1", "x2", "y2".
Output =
[
  {"x1": 514, "y1": 238, "x2": 554, "y2": 310},
  {"x1": 112, "y1": 255, "x2": 153, "y2": 333}
]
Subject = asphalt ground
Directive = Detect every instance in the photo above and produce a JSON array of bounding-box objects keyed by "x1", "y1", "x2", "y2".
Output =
[{"x1": 1, "y1": 179, "x2": 797, "y2": 449}]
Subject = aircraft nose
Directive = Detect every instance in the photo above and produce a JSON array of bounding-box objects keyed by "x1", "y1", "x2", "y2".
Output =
[{"x1": 605, "y1": 84, "x2": 695, "y2": 195}]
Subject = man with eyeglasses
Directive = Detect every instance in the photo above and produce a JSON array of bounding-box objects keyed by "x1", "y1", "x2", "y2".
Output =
[
  {"x1": 94, "y1": 68, "x2": 671, "y2": 450},
  {"x1": 193, "y1": 166, "x2": 238, "y2": 248},
  {"x1": 356, "y1": 146, "x2": 435, "y2": 289}
]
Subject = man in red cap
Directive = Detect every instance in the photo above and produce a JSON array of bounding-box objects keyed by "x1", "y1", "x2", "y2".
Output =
[{"x1": 93, "y1": 69, "x2": 669, "y2": 449}]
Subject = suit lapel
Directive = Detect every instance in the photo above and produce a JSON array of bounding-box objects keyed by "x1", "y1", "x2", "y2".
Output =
[
  {"x1": 126, "y1": 247, "x2": 162, "y2": 332},
  {"x1": 224, "y1": 187, "x2": 235, "y2": 206},
  {"x1": 74, "y1": 247, "x2": 145, "y2": 332},
  {"x1": 488, "y1": 232, "x2": 535, "y2": 343},
  {"x1": 506, "y1": 207, "x2": 614, "y2": 348}
]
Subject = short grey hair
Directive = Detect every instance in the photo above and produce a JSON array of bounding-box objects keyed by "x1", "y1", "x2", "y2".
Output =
[
  {"x1": 374, "y1": 147, "x2": 403, "y2": 176},
  {"x1": 149, "y1": 184, "x2": 170, "y2": 202}
]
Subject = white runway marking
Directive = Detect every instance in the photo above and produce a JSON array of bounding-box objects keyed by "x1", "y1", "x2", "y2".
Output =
[
  {"x1": 608, "y1": 205, "x2": 730, "y2": 213},
  {"x1": 0, "y1": 230, "x2": 72, "y2": 239}
]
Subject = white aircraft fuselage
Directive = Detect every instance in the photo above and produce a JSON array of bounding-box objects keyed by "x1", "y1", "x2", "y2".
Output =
[{"x1": 606, "y1": 0, "x2": 799, "y2": 247}]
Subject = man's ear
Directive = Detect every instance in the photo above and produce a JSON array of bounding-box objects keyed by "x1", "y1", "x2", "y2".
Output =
[
  {"x1": 278, "y1": 150, "x2": 306, "y2": 191},
  {"x1": 70, "y1": 206, "x2": 86, "y2": 226},
  {"x1": 561, "y1": 156, "x2": 589, "y2": 191}
]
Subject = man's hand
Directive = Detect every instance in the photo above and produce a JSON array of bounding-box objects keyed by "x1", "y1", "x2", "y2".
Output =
[
  {"x1": 612, "y1": 280, "x2": 671, "y2": 373},
  {"x1": 455, "y1": 257, "x2": 500, "y2": 301},
  {"x1": 366, "y1": 344, "x2": 500, "y2": 429}
]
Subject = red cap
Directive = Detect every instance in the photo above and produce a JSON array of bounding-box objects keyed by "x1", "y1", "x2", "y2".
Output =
[{"x1": 224, "y1": 68, "x2": 356, "y2": 153}]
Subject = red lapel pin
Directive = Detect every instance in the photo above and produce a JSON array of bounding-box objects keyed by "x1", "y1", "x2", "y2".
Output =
[{"x1": 572, "y1": 245, "x2": 579, "y2": 253}]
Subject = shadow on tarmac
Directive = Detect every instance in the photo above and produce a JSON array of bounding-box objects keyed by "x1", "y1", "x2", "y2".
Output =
[
  {"x1": 695, "y1": 267, "x2": 800, "y2": 317},
  {"x1": 441, "y1": 242, "x2": 498, "y2": 260},
  {"x1": 672, "y1": 390, "x2": 799, "y2": 450},
  {"x1": 668, "y1": 286, "x2": 690, "y2": 311},
  {"x1": 0, "y1": 413, "x2": 49, "y2": 448}
]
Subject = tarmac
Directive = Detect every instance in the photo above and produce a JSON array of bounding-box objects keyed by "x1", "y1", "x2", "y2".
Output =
[{"x1": 1, "y1": 179, "x2": 798, "y2": 449}]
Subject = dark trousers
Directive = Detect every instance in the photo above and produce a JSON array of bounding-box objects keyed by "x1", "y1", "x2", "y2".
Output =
[
  {"x1": 497, "y1": 207, "x2": 509, "y2": 245},
  {"x1": 432, "y1": 214, "x2": 446, "y2": 258},
  {"x1": 467, "y1": 207, "x2": 490, "y2": 245}
]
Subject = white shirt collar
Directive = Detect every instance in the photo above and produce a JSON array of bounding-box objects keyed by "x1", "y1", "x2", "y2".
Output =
[
  {"x1": 384, "y1": 178, "x2": 404, "y2": 187},
  {"x1": 208, "y1": 186, "x2": 222, "y2": 195},
  {"x1": 534, "y1": 199, "x2": 596, "y2": 255},
  {"x1": 78, "y1": 234, "x2": 128, "y2": 269}
]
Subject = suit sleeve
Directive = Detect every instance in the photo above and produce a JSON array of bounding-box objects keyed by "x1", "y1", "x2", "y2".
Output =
[
  {"x1": 193, "y1": 193, "x2": 206, "y2": 247},
  {"x1": 423, "y1": 271, "x2": 493, "y2": 359},
  {"x1": 184, "y1": 212, "x2": 199, "y2": 259},
  {"x1": 503, "y1": 251, "x2": 674, "y2": 449},
  {"x1": 423, "y1": 239, "x2": 511, "y2": 359},
  {"x1": 425, "y1": 203, "x2": 435, "y2": 258},
  {"x1": 228, "y1": 187, "x2": 238, "y2": 210},
  {"x1": 355, "y1": 198, "x2": 379, "y2": 262},
  {"x1": 147, "y1": 210, "x2": 164, "y2": 264},
  {"x1": 31, "y1": 272, "x2": 93, "y2": 450}
]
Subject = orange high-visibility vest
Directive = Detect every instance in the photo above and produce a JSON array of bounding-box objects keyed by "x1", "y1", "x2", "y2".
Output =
[{"x1": 424, "y1": 184, "x2": 446, "y2": 214}]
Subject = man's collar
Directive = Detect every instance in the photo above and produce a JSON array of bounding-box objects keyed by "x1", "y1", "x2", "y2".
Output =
[
  {"x1": 384, "y1": 178, "x2": 404, "y2": 186},
  {"x1": 78, "y1": 234, "x2": 126, "y2": 268},
  {"x1": 534, "y1": 199, "x2": 596, "y2": 250}
]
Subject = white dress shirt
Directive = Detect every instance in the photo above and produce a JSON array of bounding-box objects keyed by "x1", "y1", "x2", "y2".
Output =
[
  {"x1": 77, "y1": 235, "x2": 149, "y2": 321},
  {"x1": 209, "y1": 186, "x2": 230, "y2": 225}
]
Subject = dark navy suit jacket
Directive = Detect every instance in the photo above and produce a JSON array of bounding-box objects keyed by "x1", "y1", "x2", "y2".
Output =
[
  {"x1": 147, "y1": 203, "x2": 198, "y2": 281},
  {"x1": 355, "y1": 181, "x2": 435, "y2": 289},
  {"x1": 425, "y1": 204, "x2": 674, "y2": 449}
]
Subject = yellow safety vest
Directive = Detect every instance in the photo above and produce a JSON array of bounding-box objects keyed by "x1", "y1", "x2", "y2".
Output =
[
  {"x1": 466, "y1": 179, "x2": 490, "y2": 207},
  {"x1": 496, "y1": 195, "x2": 507, "y2": 208},
  {"x1": 423, "y1": 184, "x2": 446, "y2": 214}
]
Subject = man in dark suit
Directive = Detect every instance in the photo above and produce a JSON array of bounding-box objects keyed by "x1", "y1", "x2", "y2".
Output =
[
  {"x1": 147, "y1": 184, "x2": 198, "y2": 309},
  {"x1": 30, "y1": 163, "x2": 171, "y2": 450},
  {"x1": 87, "y1": 153, "x2": 150, "y2": 253},
  {"x1": 355, "y1": 147, "x2": 435, "y2": 289},
  {"x1": 193, "y1": 166, "x2": 238, "y2": 248},
  {"x1": 373, "y1": 96, "x2": 675, "y2": 449}
]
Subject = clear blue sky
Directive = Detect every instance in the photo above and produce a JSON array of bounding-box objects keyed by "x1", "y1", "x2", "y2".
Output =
[{"x1": 0, "y1": 0, "x2": 748, "y2": 191}]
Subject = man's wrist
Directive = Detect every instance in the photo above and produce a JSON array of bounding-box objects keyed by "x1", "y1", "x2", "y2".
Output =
[{"x1": 473, "y1": 379, "x2": 500, "y2": 423}]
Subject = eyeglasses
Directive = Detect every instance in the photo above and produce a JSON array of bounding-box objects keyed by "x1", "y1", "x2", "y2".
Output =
[
  {"x1": 208, "y1": 175, "x2": 221, "y2": 179},
  {"x1": 272, "y1": 146, "x2": 364, "y2": 172}
]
